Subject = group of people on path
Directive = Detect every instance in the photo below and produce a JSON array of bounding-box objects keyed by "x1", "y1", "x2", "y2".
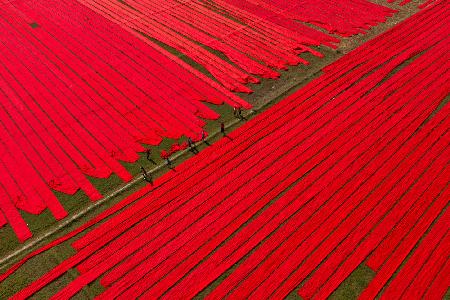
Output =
[
  {"x1": 140, "y1": 128, "x2": 206, "y2": 184},
  {"x1": 141, "y1": 105, "x2": 244, "y2": 184}
]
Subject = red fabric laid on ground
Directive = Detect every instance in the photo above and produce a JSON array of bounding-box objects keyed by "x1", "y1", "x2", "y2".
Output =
[
  {"x1": 401, "y1": 232, "x2": 449, "y2": 299},
  {"x1": 0, "y1": 0, "x2": 250, "y2": 242},
  {"x1": 72, "y1": 0, "x2": 395, "y2": 92},
  {"x1": 0, "y1": 0, "x2": 394, "y2": 243},
  {"x1": 422, "y1": 258, "x2": 450, "y2": 300},
  {"x1": 3, "y1": 2, "x2": 448, "y2": 299},
  {"x1": 379, "y1": 208, "x2": 450, "y2": 299}
]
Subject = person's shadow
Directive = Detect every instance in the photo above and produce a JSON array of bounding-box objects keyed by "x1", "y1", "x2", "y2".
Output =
[{"x1": 190, "y1": 147, "x2": 199, "y2": 154}]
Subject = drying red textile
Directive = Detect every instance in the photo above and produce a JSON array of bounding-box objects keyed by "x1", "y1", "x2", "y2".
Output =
[
  {"x1": 72, "y1": 0, "x2": 394, "y2": 92},
  {"x1": 0, "y1": 0, "x2": 250, "y2": 242},
  {"x1": 3, "y1": 3, "x2": 448, "y2": 299}
]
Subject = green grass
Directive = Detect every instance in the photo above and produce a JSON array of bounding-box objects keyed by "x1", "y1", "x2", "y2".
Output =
[{"x1": 329, "y1": 264, "x2": 375, "y2": 299}]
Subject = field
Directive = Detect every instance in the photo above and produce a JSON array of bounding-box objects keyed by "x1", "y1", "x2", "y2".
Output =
[{"x1": 0, "y1": 0, "x2": 448, "y2": 299}]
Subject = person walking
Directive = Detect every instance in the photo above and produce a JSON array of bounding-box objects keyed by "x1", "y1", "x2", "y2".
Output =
[
  {"x1": 220, "y1": 122, "x2": 225, "y2": 135},
  {"x1": 140, "y1": 166, "x2": 152, "y2": 184},
  {"x1": 201, "y1": 129, "x2": 206, "y2": 141},
  {"x1": 187, "y1": 136, "x2": 198, "y2": 154},
  {"x1": 166, "y1": 157, "x2": 172, "y2": 168}
]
